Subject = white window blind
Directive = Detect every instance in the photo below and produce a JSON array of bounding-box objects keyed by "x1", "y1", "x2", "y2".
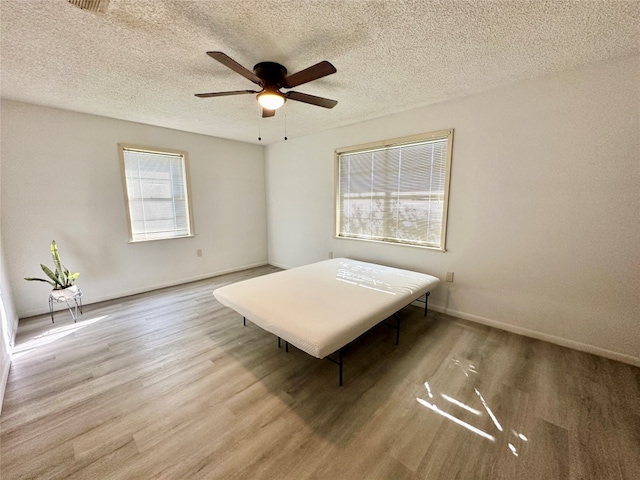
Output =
[
  {"x1": 120, "y1": 145, "x2": 194, "y2": 242},
  {"x1": 336, "y1": 130, "x2": 453, "y2": 250}
]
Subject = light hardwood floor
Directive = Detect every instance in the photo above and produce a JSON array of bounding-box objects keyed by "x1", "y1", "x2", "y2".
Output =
[{"x1": 1, "y1": 265, "x2": 639, "y2": 479}]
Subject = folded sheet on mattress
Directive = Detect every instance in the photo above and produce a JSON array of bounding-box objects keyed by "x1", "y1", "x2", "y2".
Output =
[{"x1": 213, "y1": 258, "x2": 440, "y2": 358}]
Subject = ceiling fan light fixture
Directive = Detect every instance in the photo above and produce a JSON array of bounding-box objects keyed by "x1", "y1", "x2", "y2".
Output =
[
  {"x1": 196, "y1": 52, "x2": 338, "y2": 118},
  {"x1": 257, "y1": 89, "x2": 285, "y2": 110}
]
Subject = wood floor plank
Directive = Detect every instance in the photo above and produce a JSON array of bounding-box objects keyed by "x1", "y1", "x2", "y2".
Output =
[{"x1": 1, "y1": 265, "x2": 638, "y2": 479}]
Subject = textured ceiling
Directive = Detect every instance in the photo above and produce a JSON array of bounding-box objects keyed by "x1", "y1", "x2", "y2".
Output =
[{"x1": 1, "y1": 0, "x2": 638, "y2": 145}]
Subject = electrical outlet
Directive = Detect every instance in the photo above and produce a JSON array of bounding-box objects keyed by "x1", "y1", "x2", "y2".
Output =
[
  {"x1": 328, "y1": 251, "x2": 334, "y2": 259},
  {"x1": 445, "y1": 271, "x2": 454, "y2": 283},
  {"x1": 197, "y1": 249, "x2": 203, "y2": 257}
]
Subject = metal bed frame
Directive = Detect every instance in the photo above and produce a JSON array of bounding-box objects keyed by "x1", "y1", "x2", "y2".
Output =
[{"x1": 242, "y1": 291, "x2": 431, "y2": 386}]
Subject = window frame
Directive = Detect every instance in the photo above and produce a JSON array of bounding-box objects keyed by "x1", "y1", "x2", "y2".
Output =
[
  {"x1": 118, "y1": 143, "x2": 195, "y2": 243},
  {"x1": 334, "y1": 129, "x2": 454, "y2": 252}
]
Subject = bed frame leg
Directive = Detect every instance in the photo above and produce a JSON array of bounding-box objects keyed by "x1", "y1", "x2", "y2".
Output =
[
  {"x1": 396, "y1": 316, "x2": 401, "y2": 345},
  {"x1": 243, "y1": 316, "x2": 246, "y2": 326},
  {"x1": 277, "y1": 337, "x2": 289, "y2": 352},
  {"x1": 424, "y1": 291, "x2": 430, "y2": 317},
  {"x1": 326, "y1": 348, "x2": 345, "y2": 386}
]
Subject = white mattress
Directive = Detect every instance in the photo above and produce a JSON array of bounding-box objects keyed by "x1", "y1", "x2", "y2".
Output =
[{"x1": 213, "y1": 258, "x2": 440, "y2": 358}]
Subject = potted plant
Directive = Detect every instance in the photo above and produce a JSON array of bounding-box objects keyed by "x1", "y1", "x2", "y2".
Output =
[{"x1": 25, "y1": 240, "x2": 80, "y2": 300}]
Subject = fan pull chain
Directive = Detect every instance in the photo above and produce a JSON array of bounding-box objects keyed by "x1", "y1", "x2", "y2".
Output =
[
  {"x1": 284, "y1": 109, "x2": 288, "y2": 141},
  {"x1": 257, "y1": 105, "x2": 262, "y2": 141}
]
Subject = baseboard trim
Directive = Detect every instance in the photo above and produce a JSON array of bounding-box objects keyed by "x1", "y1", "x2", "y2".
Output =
[
  {"x1": 20, "y1": 261, "x2": 269, "y2": 318},
  {"x1": 268, "y1": 261, "x2": 292, "y2": 270},
  {"x1": 0, "y1": 353, "x2": 11, "y2": 415},
  {"x1": 419, "y1": 301, "x2": 640, "y2": 368}
]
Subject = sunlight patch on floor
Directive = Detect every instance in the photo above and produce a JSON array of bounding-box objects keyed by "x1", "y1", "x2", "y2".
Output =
[
  {"x1": 13, "y1": 315, "x2": 109, "y2": 358},
  {"x1": 417, "y1": 358, "x2": 529, "y2": 457}
]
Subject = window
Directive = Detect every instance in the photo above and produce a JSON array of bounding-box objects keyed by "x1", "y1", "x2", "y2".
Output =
[
  {"x1": 119, "y1": 144, "x2": 194, "y2": 242},
  {"x1": 335, "y1": 129, "x2": 453, "y2": 251}
]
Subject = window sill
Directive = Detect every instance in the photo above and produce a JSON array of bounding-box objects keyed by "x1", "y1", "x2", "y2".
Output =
[
  {"x1": 128, "y1": 234, "x2": 196, "y2": 244},
  {"x1": 335, "y1": 235, "x2": 446, "y2": 252}
]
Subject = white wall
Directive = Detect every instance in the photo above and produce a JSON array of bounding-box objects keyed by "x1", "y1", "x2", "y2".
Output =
[
  {"x1": 0, "y1": 163, "x2": 19, "y2": 413},
  {"x1": 266, "y1": 55, "x2": 640, "y2": 365},
  {"x1": 1, "y1": 101, "x2": 268, "y2": 317}
]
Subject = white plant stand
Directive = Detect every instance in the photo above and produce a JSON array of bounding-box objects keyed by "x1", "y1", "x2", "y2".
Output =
[{"x1": 48, "y1": 285, "x2": 83, "y2": 323}]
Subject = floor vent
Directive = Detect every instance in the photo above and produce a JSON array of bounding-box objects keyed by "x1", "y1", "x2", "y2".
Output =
[{"x1": 68, "y1": 0, "x2": 110, "y2": 14}]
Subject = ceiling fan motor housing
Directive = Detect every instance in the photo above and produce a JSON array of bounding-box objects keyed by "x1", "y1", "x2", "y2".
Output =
[{"x1": 253, "y1": 62, "x2": 287, "y2": 87}]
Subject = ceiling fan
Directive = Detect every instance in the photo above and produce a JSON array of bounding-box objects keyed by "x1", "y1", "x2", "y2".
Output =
[{"x1": 195, "y1": 51, "x2": 338, "y2": 117}]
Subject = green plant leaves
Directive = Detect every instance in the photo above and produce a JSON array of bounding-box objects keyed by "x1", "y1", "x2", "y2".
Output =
[
  {"x1": 40, "y1": 264, "x2": 61, "y2": 287},
  {"x1": 24, "y1": 240, "x2": 79, "y2": 290},
  {"x1": 23, "y1": 277, "x2": 56, "y2": 287}
]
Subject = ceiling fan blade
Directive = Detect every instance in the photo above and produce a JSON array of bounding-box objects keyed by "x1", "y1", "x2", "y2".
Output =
[
  {"x1": 286, "y1": 91, "x2": 337, "y2": 109},
  {"x1": 262, "y1": 108, "x2": 275, "y2": 118},
  {"x1": 283, "y1": 61, "x2": 336, "y2": 88},
  {"x1": 195, "y1": 90, "x2": 257, "y2": 98},
  {"x1": 206, "y1": 51, "x2": 262, "y2": 85}
]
